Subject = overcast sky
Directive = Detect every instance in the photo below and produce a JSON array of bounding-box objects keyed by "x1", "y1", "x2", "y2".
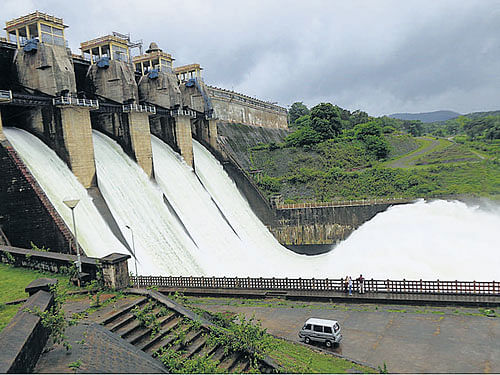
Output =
[{"x1": 3, "y1": 0, "x2": 500, "y2": 116}]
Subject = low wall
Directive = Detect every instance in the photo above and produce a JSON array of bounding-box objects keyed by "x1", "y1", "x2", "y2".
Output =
[
  {"x1": 0, "y1": 279, "x2": 55, "y2": 373},
  {"x1": 269, "y1": 203, "x2": 405, "y2": 250},
  {"x1": 0, "y1": 245, "x2": 131, "y2": 289}
]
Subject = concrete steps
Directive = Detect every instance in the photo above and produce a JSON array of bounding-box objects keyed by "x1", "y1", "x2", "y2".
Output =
[{"x1": 97, "y1": 294, "x2": 276, "y2": 373}]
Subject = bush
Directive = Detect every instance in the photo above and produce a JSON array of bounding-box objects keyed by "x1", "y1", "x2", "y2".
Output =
[
  {"x1": 257, "y1": 175, "x2": 282, "y2": 193},
  {"x1": 382, "y1": 125, "x2": 396, "y2": 134},
  {"x1": 284, "y1": 125, "x2": 322, "y2": 147}
]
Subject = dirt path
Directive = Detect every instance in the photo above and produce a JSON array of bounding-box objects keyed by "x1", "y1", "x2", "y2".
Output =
[
  {"x1": 189, "y1": 298, "x2": 499, "y2": 374},
  {"x1": 386, "y1": 137, "x2": 441, "y2": 168}
]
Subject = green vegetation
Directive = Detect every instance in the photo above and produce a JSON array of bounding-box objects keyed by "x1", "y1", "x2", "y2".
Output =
[
  {"x1": 24, "y1": 283, "x2": 76, "y2": 351},
  {"x1": 0, "y1": 262, "x2": 75, "y2": 304},
  {"x1": 132, "y1": 300, "x2": 170, "y2": 339},
  {"x1": 247, "y1": 102, "x2": 500, "y2": 202},
  {"x1": 0, "y1": 303, "x2": 21, "y2": 332}
]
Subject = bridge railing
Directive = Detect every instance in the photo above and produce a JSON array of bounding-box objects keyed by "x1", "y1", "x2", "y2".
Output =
[
  {"x1": 122, "y1": 103, "x2": 156, "y2": 114},
  {"x1": 53, "y1": 96, "x2": 99, "y2": 109},
  {"x1": 277, "y1": 197, "x2": 415, "y2": 209},
  {"x1": 131, "y1": 276, "x2": 499, "y2": 296},
  {"x1": 0, "y1": 90, "x2": 13, "y2": 103}
]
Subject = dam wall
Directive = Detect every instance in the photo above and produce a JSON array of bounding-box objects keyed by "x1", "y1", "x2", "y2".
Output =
[
  {"x1": 216, "y1": 121, "x2": 290, "y2": 169},
  {"x1": 207, "y1": 86, "x2": 288, "y2": 129},
  {"x1": 0, "y1": 139, "x2": 75, "y2": 252},
  {"x1": 268, "y1": 203, "x2": 398, "y2": 253}
]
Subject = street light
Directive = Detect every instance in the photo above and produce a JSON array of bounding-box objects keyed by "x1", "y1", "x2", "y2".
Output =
[
  {"x1": 125, "y1": 225, "x2": 138, "y2": 280},
  {"x1": 63, "y1": 198, "x2": 81, "y2": 274}
]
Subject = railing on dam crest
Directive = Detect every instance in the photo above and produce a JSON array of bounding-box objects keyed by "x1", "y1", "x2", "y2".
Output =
[{"x1": 131, "y1": 276, "x2": 499, "y2": 296}]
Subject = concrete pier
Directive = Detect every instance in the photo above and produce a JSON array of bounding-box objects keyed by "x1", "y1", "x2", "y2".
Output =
[
  {"x1": 0, "y1": 109, "x2": 5, "y2": 141},
  {"x1": 128, "y1": 111, "x2": 154, "y2": 178},
  {"x1": 173, "y1": 114, "x2": 194, "y2": 168},
  {"x1": 207, "y1": 118, "x2": 218, "y2": 150},
  {"x1": 56, "y1": 106, "x2": 97, "y2": 188}
]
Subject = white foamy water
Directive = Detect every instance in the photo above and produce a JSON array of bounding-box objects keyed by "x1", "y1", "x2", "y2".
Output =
[
  {"x1": 3, "y1": 127, "x2": 128, "y2": 258},
  {"x1": 5, "y1": 127, "x2": 499, "y2": 281},
  {"x1": 193, "y1": 141, "x2": 500, "y2": 281},
  {"x1": 329, "y1": 199, "x2": 500, "y2": 281},
  {"x1": 92, "y1": 130, "x2": 204, "y2": 276},
  {"x1": 191, "y1": 140, "x2": 321, "y2": 277}
]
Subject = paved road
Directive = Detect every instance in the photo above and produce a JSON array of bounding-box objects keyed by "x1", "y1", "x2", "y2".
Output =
[
  {"x1": 189, "y1": 298, "x2": 499, "y2": 373},
  {"x1": 387, "y1": 137, "x2": 441, "y2": 168}
]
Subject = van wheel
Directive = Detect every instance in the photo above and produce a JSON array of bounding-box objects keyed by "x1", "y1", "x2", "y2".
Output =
[
  {"x1": 304, "y1": 337, "x2": 310, "y2": 344},
  {"x1": 325, "y1": 340, "x2": 332, "y2": 348}
]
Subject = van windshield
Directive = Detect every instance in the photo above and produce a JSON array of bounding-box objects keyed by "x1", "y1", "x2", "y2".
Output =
[{"x1": 334, "y1": 323, "x2": 340, "y2": 333}]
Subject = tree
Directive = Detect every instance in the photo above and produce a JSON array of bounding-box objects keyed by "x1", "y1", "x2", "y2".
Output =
[
  {"x1": 354, "y1": 121, "x2": 390, "y2": 160},
  {"x1": 288, "y1": 102, "x2": 309, "y2": 125},
  {"x1": 354, "y1": 121, "x2": 383, "y2": 139},
  {"x1": 310, "y1": 103, "x2": 344, "y2": 139},
  {"x1": 349, "y1": 110, "x2": 370, "y2": 128},
  {"x1": 294, "y1": 114, "x2": 312, "y2": 129},
  {"x1": 284, "y1": 125, "x2": 322, "y2": 147}
]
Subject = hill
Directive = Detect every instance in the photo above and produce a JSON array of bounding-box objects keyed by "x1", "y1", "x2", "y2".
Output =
[{"x1": 388, "y1": 110, "x2": 461, "y2": 123}]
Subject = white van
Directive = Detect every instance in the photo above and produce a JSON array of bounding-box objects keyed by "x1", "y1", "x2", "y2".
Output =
[{"x1": 298, "y1": 318, "x2": 342, "y2": 347}]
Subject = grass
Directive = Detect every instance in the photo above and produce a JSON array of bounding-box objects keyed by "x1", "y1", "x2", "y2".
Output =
[
  {"x1": 0, "y1": 263, "x2": 76, "y2": 303},
  {"x1": 414, "y1": 143, "x2": 480, "y2": 165},
  {"x1": 0, "y1": 303, "x2": 22, "y2": 332},
  {"x1": 268, "y1": 337, "x2": 376, "y2": 373},
  {"x1": 0, "y1": 263, "x2": 79, "y2": 333}
]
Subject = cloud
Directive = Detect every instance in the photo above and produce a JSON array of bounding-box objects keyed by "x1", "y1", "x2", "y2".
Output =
[{"x1": 2, "y1": 0, "x2": 500, "y2": 115}]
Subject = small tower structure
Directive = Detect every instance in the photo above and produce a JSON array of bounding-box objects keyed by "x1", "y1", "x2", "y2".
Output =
[
  {"x1": 82, "y1": 35, "x2": 153, "y2": 178},
  {"x1": 6, "y1": 11, "x2": 76, "y2": 97},
  {"x1": 5, "y1": 11, "x2": 96, "y2": 188},
  {"x1": 80, "y1": 35, "x2": 131, "y2": 65},
  {"x1": 133, "y1": 42, "x2": 173, "y2": 75},
  {"x1": 5, "y1": 11, "x2": 67, "y2": 48},
  {"x1": 174, "y1": 63, "x2": 203, "y2": 83},
  {"x1": 134, "y1": 42, "x2": 181, "y2": 109},
  {"x1": 80, "y1": 34, "x2": 138, "y2": 104}
]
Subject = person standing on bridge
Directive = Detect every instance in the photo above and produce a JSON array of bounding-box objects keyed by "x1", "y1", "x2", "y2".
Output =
[
  {"x1": 348, "y1": 276, "x2": 353, "y2": 296},
  {"x1": 357, "y1": 274, "x2": 365, "y2": 294}
]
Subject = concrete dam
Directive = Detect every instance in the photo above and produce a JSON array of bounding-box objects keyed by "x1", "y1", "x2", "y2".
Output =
[{"x1": 5, "y1": 11, "x2": 492, "y2": 280}]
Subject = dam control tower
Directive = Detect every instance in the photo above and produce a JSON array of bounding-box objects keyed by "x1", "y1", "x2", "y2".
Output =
[
  {"x1": 81, "y1": 34, "x2": 154, "y2": 178},
  {"x1": 4, "y1": 11, "x2": 97, "y2": 188},
  {"x1": 133, "y1": 42, "x2": 196, "y2": 167}
]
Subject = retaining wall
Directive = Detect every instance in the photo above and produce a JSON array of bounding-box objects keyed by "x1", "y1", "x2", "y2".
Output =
[{"x1": 0, "y1": 139, "x2": 75, "y2": 252}]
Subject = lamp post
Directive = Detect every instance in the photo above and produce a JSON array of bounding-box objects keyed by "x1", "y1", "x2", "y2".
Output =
[
  {"x1": 63, "y1": 198, "x2": 81, "y2": 274},
  {"x1": 125, "y1": 225, "x2": 138, "y2": 281}
]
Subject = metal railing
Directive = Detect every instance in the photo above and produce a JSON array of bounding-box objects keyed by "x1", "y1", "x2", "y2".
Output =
[
  {"x1": 277, "y1": 197, "x2": 415, "y2": 209},
  {"x1": 170, "y1": 108, "x2": 197, "y2": 118},
  {"x1": 6, "y1": 11, "x2": 64, "y2": 29},
  {"x1": 0, "y1": 90, "x2": 13, "y2": 103},
  {"x1": 122, "y1": 103, "x2": 156, "y2": 114},
  {"x1": 131, "y1": 276, "x2": 499, "y2": 296},
  {"x1": 53, "y1": 96, "x2": 99, "y2": 109}
]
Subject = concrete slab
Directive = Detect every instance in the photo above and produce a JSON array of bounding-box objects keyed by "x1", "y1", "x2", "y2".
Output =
[
  {"x1": 34, "y1": 321, "x2": 166, "y2": 373},
  {"x1": 187, "y1": 297, "x2": 500, "y2": 373}
]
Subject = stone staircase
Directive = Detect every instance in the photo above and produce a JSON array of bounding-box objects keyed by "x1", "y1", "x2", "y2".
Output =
[{"x1": 95, "y1": 291, "x2": 277, "y2": 373}]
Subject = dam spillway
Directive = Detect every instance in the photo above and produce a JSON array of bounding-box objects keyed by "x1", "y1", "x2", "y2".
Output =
[{"x1": 4, "y1": 127, "x2": 500, "y2": 281}]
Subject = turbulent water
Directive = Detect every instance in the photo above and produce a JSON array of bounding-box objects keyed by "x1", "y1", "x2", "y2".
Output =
[
  {"x1": 4, "y1": 128, "x2": 500, "y2": 280},
  {"x1": 3, "y1": 127, "x2": 128, "y2": 259}
]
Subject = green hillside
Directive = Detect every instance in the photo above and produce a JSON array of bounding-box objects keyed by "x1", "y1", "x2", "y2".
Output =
[{"x1": 244, "y1": 103, "x2": 500, "y2": 203}]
